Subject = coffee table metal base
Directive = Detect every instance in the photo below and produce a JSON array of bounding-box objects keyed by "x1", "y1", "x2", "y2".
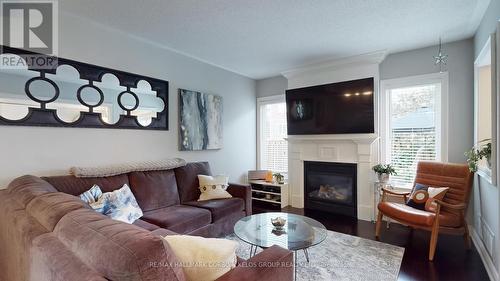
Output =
[{"x1": 249, "y1": 245, "x2": 310, "y2": 280}]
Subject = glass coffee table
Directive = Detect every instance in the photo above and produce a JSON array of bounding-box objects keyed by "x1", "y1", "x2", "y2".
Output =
[{"x1": 234, "y1": 212, "x2": 327, "y2": 277}]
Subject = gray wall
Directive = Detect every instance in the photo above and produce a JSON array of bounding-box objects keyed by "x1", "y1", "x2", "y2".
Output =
[
  {"x1": 256, "y1": 75, "x2": 287, "y2": 98},
  {"x1": 380, "y1": 38, "x2": 475, "y2": 163},
  {"x1": 0, "y1": 12, "x2": 257, "y2": 187},
  {"x1": 473, "y1": 0, "x2": 500, "y2": 274},
  {"x1": 474, "y1": 0, "x2": 500, "y2": 58},
  {"x1": 257, "y1": 39, "x2": 475, "y2": 164}
]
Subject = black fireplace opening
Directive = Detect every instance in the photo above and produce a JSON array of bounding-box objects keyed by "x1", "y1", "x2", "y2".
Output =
[{"x1": 304, "y1": 161, "x2": 357, "y2": 218}]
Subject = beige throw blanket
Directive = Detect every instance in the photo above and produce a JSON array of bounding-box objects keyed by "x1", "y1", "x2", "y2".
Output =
[{"x1": 70, "y1": 158, "x2": 187, "y2": 178}]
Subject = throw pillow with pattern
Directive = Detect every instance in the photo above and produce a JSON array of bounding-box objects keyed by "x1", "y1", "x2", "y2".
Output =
[
  {"x1": 406, "y1": 183, "x2": 449, "y2": 211},
  {"x1": 79, "y1": 184, "x2": 103, "y2": 204},
  {"x1": 89, "y1": 184, "x2": 143, "y2": 224}
]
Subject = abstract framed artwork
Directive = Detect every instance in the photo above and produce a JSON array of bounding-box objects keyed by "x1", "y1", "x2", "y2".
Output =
[{"x1": 179, "y1": 89, "x2": 223, "y2": 150}]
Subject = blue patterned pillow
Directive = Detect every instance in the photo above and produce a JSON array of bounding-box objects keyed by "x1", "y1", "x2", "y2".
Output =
[
  {"x1": 89, "y1": 184, "x2": 143, "y2": 224},
  {"x1": 79, "y1": 184, "x2": 103, "y2": 204}
]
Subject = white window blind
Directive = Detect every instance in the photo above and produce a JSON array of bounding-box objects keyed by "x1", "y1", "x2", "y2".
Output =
[
  {"x1": 388, "y1": 83, "x2": 441, "y2": 186},
  {"x1": 259, "y1": 100, "x2": 288, "y2": 174}
]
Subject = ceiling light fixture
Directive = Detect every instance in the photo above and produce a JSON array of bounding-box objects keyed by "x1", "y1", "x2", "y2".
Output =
[{"x1": 433, "y1": 38, "x2": 448, "y2": 73}]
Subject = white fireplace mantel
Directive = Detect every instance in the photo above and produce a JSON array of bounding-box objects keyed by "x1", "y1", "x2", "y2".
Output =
[
  {"x1": 283, "y1": 52, "x2": 383, "y2": 221},
  {"x1": 286, "y1": 134, "x2": 379, "y2": 221}
]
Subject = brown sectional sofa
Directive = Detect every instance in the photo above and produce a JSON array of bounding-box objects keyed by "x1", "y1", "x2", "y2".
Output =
[
  {"x1": 0, "y1": 162, "x2": 293, "y2": 281},
  {"x1": 42, "y1": 162, "x2": 251, "y2": 237}
]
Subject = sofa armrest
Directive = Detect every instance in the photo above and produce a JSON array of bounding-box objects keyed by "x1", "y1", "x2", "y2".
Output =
[
  {"x1": 215, "y1": 245, "x2": 293, "y2": 281},
  {"x1": 227, "y1": 183, "x2": 252, "y2": 215}
]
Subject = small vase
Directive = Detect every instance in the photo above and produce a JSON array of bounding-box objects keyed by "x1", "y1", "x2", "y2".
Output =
[{"x1": 378, "y1": 173, "x2": 390, "y2": 183}]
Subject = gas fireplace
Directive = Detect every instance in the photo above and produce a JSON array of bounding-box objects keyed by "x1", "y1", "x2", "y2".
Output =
[{"x1": 304, "y1": 161, "x2": 357, "y2": 217}]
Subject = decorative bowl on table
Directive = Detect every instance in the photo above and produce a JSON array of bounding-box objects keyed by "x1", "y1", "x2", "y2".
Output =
[
  {"x1": 271, "y1": 217, "x2": 286, "y2": 230},
  {"x1": 272, "y1": 228, "x2": 287, "y2": 236}
]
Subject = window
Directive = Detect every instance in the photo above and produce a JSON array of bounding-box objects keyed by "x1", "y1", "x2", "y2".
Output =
[
  {"x1": 257, "y1": 95, "x2": 288, "y2": 175},
  {"x1": 381, "y1": 73, "x2": 448, "y2": 187}
]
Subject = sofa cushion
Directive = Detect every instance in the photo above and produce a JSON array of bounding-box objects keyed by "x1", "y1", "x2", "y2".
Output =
[
  {"x1": 26, "y1": 192, "x2": 87, "y2": 231},
  {"x1": 53, "y1": 208, "x2": 186, "y2": 281},
  {"x1": 184, "y1": 198, "x2": 244, "y2": 222},
  {"x1": 32, "y1": 234, "x2": 108, "y2": 281},
  {"x1": 133, "y1": 219, "x2": 161, "y2": 231},
  {"x1": 142, "y1": 205, "x2": 212, "y2": 234},
  {"x1": 379, "y1": 202, "x2": 434, "y2": 226},
  {"x1": 43, "y1": 174, "x2": 129, "y2": 196},
  {"x1": 174, "y1": 162, "x2": 212, "y2": 203},
  {"x1": 0, "y1": 191, "x2": 54, "y2": 281},
  {"x1": 128, "y1": 170, "x2": 180, "y2": 211},
  {"x1": 8, "y1": 175, "x2": 57, "y2": 207}
]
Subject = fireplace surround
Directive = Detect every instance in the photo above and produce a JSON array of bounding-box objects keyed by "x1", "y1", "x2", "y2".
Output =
[
  {"x1": 282, "y1": 50, "x2": 384, "y2": 221},
  {"x1": 304, "y1": 161, "x2": 357, "y2": 217}
]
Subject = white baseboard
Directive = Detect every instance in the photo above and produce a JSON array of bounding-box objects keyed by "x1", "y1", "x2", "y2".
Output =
[
  {"x1": 470, "y1": 226, "x2": 499, "y2": 281},
  {"x1": 358, "y1": 205, "x2": 372, "y2": 221}
]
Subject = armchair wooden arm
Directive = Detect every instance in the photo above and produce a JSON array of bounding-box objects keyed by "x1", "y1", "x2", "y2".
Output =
[
  {"x1": 381, "y1": 188, "x2": 410, "y2": 196},
  {"x1": 381, "y1": 188, "x2": 411, "y2": 202}
]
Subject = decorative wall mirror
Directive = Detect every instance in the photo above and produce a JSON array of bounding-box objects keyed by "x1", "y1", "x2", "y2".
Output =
[
  {"x1": 474, "y1": 33, "x2": 497, "y2": 184},
  {"x1": 0, "y1": 46, "x2": 168, "y2": 130}
]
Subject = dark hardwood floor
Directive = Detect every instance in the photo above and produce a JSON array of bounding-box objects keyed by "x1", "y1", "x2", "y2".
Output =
[{"x1": 257, "y1": 206, "x2": 490, "y2": 281}]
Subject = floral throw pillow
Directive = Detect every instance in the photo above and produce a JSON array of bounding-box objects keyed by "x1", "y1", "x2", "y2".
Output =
[
  {"x1": 88, "y1": 184, "x2": 143, "y2": 224},
  {"x1": 79, "y1": 184, "x2": 103, "y2": 204}
]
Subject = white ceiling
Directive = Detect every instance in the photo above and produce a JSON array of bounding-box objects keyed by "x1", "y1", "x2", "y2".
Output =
[{"x1": 60, "y1": 0, "x2": 490, "y2": 79}]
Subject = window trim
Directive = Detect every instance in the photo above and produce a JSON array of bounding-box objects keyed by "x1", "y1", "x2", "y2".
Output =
[
  {"x1": 257, "y1": 94, "x2": 286, "y2": 170},
  {"x1": 379, "y1": 72, "x2": 449, "y2": 188},
  {"x1": 474, "y1": 36, "x2": 497, "y2": 185}
]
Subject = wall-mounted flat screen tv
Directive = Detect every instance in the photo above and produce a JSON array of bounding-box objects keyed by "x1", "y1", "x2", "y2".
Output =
[{"x1": 286, "y1": 77, "x2": 374, "y2": 135}]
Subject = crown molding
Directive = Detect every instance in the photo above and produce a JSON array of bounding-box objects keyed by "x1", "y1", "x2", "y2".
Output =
[{"x1": 281, "y1": 50, "x2": 387, "y2": 79}]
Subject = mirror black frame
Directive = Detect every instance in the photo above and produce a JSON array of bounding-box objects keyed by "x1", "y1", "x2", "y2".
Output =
[{"x1": 0, "y1": 45, "x2": 169, "y2": 130}]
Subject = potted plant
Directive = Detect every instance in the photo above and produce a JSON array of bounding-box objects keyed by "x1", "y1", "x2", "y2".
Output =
[
  {"x1": 273, "y1": 173, "x2": 285, "y2": 184},
  {"x1": 372, "y1": 164, "x2": 397, "y2": 183},
  {"x1": 465, "y1": 139, "x2": 491, "y2": 172}
]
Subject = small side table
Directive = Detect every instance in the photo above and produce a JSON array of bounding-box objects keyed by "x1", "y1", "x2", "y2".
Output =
[{"x1": 373, "y1": 182, "x2": 393, "y2": 223}]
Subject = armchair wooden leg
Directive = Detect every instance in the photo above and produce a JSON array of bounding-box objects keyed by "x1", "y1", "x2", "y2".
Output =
[
  {"x1": 429, "y1": 218, "x2": 440, "y2": 261},
  {"x1": 463, "y1": 220, "x2": 471, "y2": 250},
  {"x1": 375, "y1": 211, "x2": 383, "y2": 240}
]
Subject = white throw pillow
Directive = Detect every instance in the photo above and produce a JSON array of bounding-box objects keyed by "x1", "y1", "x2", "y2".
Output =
[
  {"x1": 89, "y1": 184, "x2": 143, "y2": 224},
  {"x1": 424, "y1": 186, "x2": 449, "y2": 212},
  {"x1": 162, "y1": 235, "x2": 238, "y2": 281},
  {"x1": 198, "y1": 175, "x2": 232, "y2": 201}
]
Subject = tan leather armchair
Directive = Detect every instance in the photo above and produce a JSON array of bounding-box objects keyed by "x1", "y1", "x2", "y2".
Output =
[{"x1": 375, "y1": 161, "x2": 474, "y2": 261}]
